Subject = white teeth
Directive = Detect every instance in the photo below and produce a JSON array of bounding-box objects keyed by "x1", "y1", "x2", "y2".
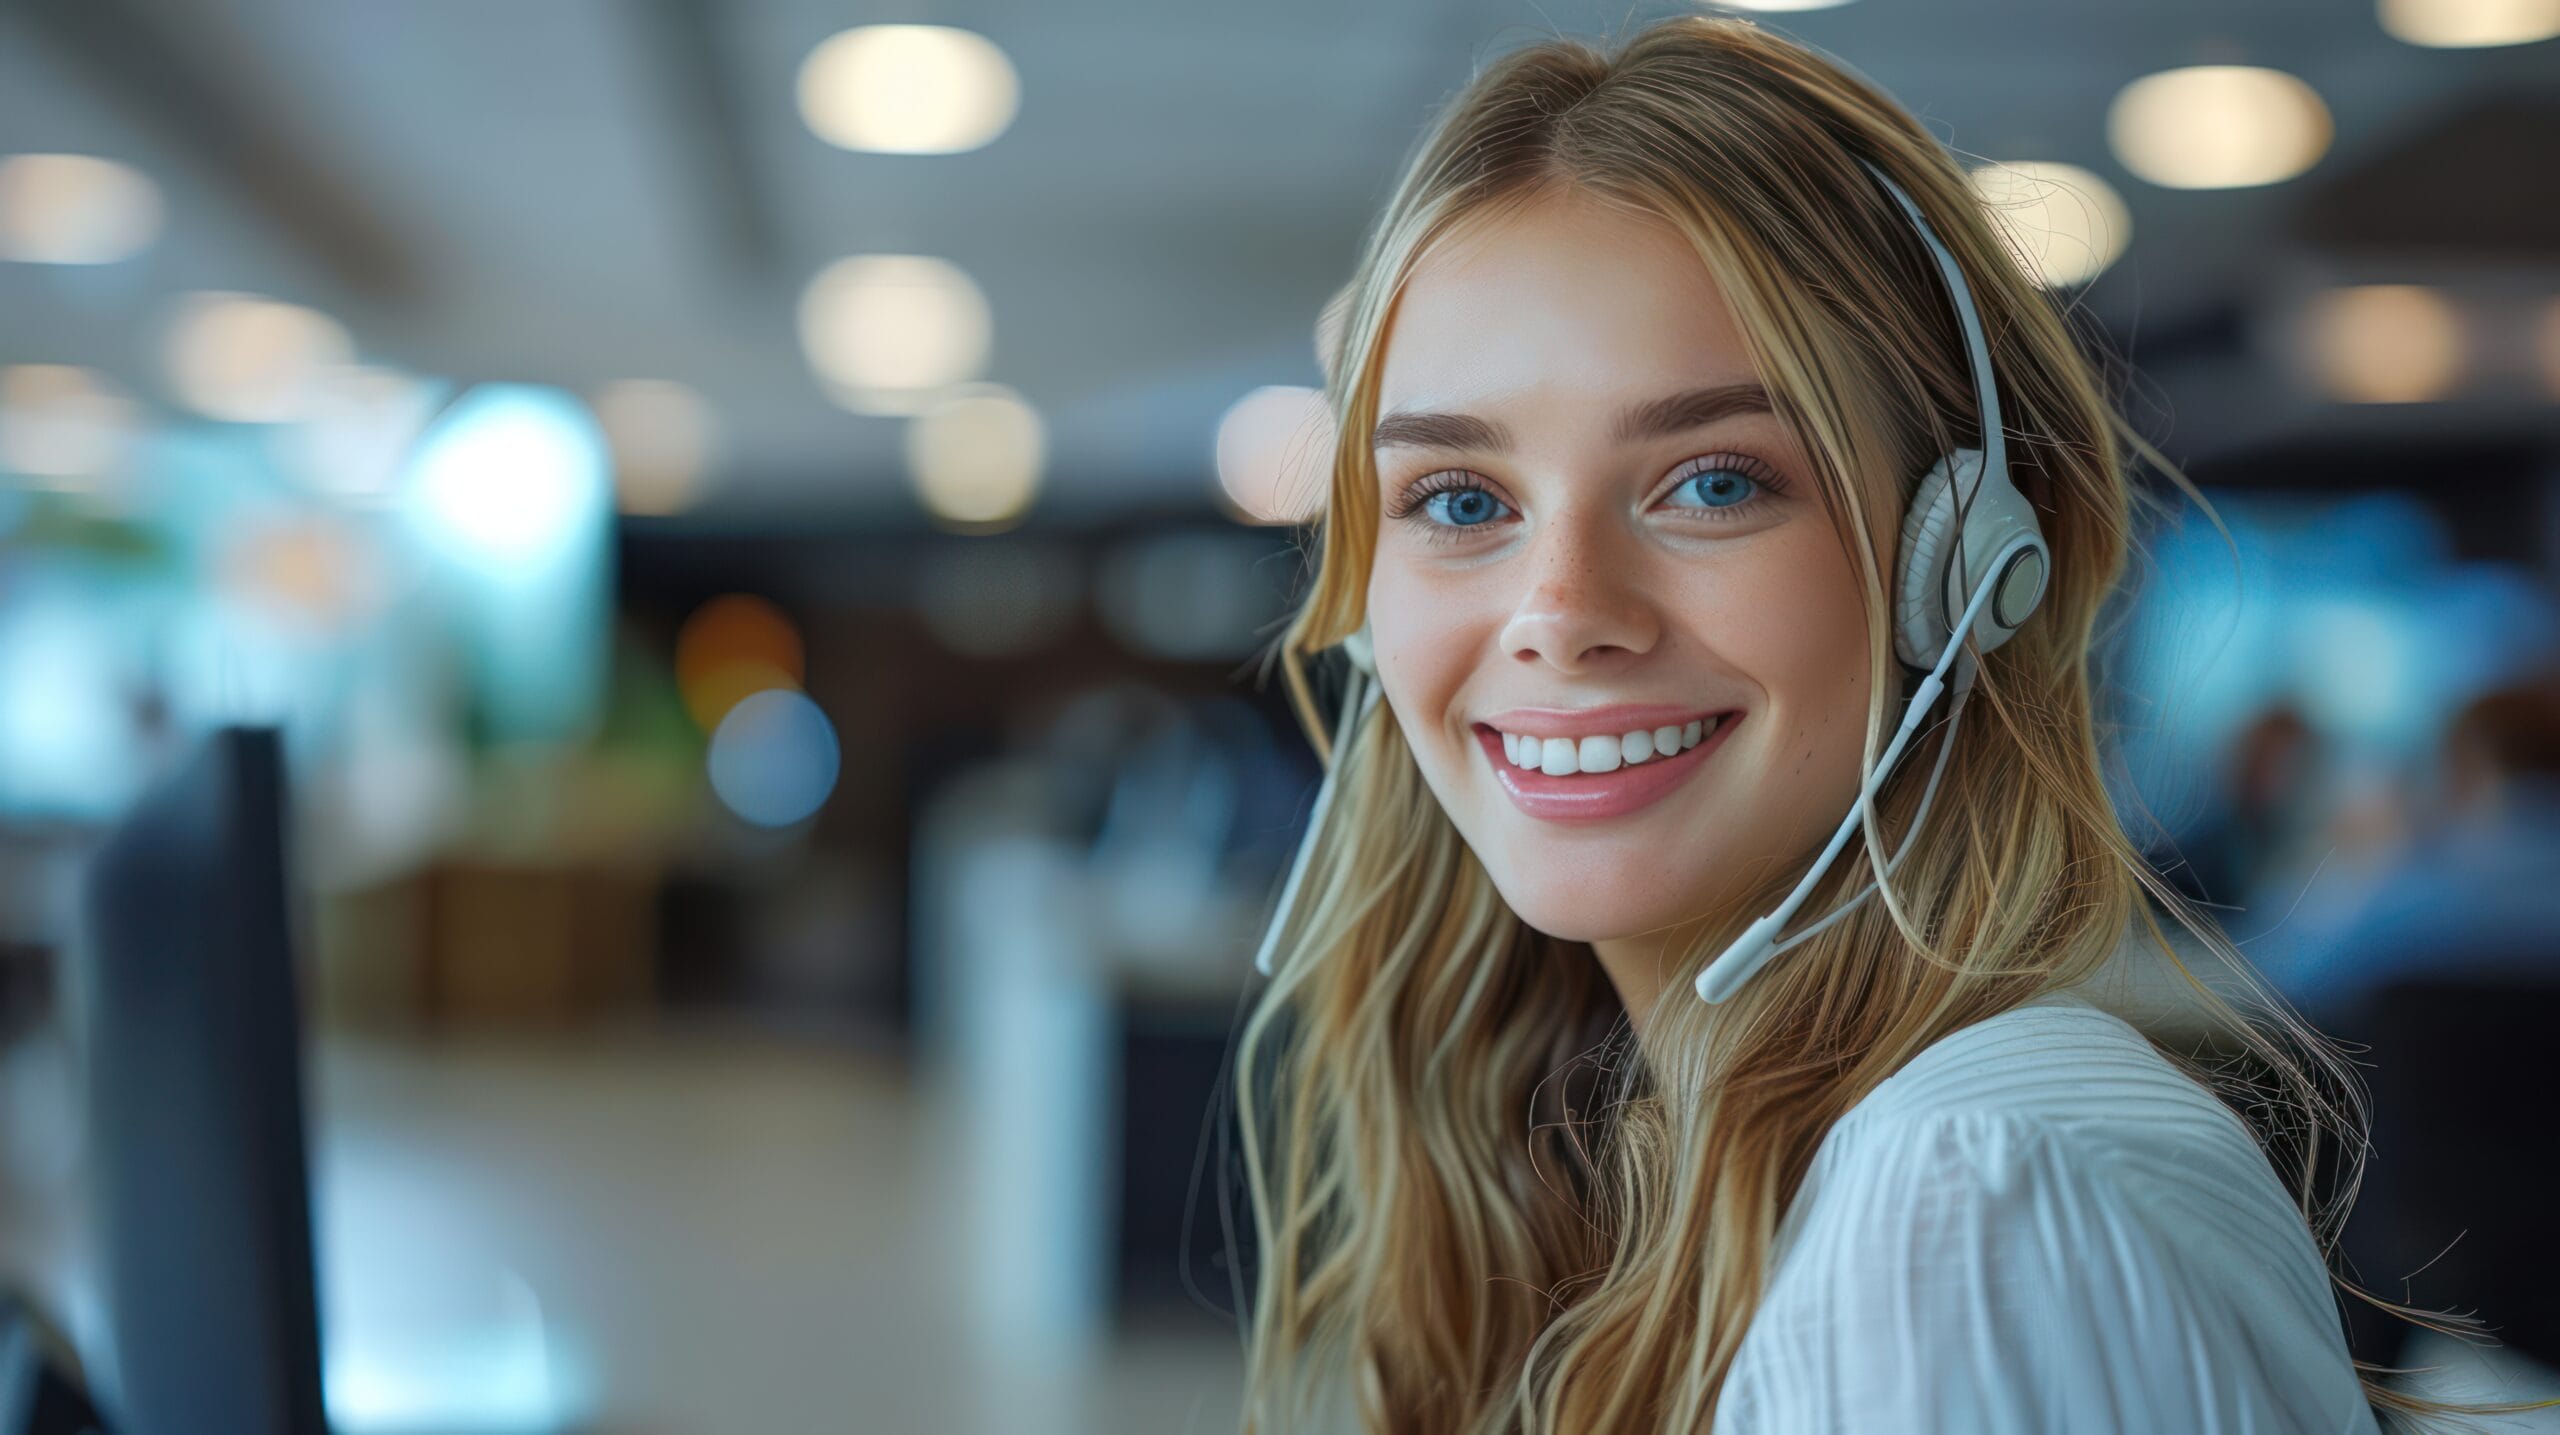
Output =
[{"x1": 1494, "y1": 717, "x2": 1724, "y2": 775}]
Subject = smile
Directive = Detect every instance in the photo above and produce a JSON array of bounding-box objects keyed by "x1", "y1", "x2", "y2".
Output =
[{"x1": 1470, "y1": 712, "x2": 1740, "y2": 824}]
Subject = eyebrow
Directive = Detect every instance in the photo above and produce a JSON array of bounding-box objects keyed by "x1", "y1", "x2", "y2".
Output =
[{"x1": 1371, "y1": 381, "x2": 1773, "y2": 453}]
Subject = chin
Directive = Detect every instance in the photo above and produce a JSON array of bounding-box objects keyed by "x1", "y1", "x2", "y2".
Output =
[{"x1": 1475, "y1": 863, "x2": 1705, "y2": 946}]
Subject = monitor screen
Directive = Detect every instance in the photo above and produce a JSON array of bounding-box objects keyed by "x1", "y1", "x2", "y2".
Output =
[{"x1": 79, "y1": 726, "x2": 325, "y2": 1435}]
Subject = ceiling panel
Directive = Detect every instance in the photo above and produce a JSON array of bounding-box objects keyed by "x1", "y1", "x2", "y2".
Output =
[{"x1": 1, "y1": 0, "x2": 2550, "y2": 523}]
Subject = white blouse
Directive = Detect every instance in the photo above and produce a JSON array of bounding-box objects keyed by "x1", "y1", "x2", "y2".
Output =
[{"x1": 1712, "y1": 992, "x2": 2379, "y2": 1434}]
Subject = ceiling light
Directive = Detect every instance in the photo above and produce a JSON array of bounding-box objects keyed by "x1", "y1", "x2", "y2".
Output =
[
  {"x1": 797, "y1": 25, "x2": 1019, "y2": 154},
  {"x1": 2379, "y1": 0, "x2": 2560, "y2": 46},
  {"x1": 0, "y1": 153, "x2": 162, "y2": 264},
  {"x1": 594, "y1": 379, "x2": 716, "y2": 516},
  {"x1": 906, "y1": 382, "x2": 1043, "y2": 529},
  {"x1": 162, "y1": 291, "x2": 354, "y2": 422},
  {"x1": 2108, "y1": 66, "x2": 2332, "y2": 189},
  {"x1": 2302, "y1": 285, "x2": 2463, "y2": 403},
  {"x1": 1967, "y1": 162, "x2": 2132, "y2": 288},
  {"x1": 798, "y1": 255, "x2": 991, "y2": 414}
]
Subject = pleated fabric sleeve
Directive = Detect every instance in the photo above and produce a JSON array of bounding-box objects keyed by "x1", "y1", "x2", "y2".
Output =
[{"x1": 1711, "y1": 995, "x2": 2379, "y2": 1435}]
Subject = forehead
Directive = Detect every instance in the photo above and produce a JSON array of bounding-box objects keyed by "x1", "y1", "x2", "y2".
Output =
[{"x1": 1376, "y1": 190, "x2": 1761, "y2": 418}]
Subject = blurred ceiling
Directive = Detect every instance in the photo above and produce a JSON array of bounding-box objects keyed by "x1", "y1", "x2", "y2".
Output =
[{"x1": 0, "y1": 0, "x2": 2553, "y2": 525}]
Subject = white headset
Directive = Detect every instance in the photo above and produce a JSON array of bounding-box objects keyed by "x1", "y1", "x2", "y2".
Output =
[{"x1": 1255, "y1": 160, "x2": 2050, "y2": 1001}]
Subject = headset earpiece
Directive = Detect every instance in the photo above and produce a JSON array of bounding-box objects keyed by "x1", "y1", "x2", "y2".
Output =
[{"x1": 1892, "y1": 449, "x2": 2049, "y2": 672}]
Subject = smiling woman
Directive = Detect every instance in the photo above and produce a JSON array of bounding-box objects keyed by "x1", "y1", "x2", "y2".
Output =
[
  {"x1": 1231, "y1": 15, "x2": 2490, "y2": 1435},
  {"x1": 1361, "y1": 194, "x2": 1877, "y2": 1017}
]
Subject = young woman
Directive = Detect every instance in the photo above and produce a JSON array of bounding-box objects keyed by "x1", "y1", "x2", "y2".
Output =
[{"x1": 1234, "y1": 17, "x2": 2459, "y2": 1434}]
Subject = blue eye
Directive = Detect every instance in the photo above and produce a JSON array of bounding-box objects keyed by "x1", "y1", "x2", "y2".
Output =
[
  {"x1": 1668, "y1": 467, "x2": 1760, "y2": 509},
  {"x1": 1421, "y1": 486, "x2": 1510, "y2": 527}
]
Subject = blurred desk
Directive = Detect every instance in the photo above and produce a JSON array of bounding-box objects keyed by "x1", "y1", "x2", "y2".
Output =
[{"x1": 317, "y1": 862, "x2": 659, "y2": 1029}]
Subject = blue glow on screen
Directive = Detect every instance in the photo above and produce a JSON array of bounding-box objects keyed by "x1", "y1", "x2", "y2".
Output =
[
  {"x1": 398, "y1": 385, "x2": 614, "y2": 745},
  {"x1": 2109, "y1": 490, "x2": 2557, "y2": 842}
]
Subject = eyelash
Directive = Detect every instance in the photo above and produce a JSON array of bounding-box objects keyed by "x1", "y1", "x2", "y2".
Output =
[{"x1": 1385, "y1": 453, "x2": 1791, "y2": 545}]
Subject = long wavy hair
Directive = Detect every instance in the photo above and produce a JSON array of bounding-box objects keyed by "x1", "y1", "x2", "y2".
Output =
[{"x1": 1231, "y1": 16, "x2": 2474, "y2": 1434}]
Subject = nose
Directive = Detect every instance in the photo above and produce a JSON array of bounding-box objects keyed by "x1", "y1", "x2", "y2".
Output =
[{"x1": 1497, "y1": 511, "x2": 1661, "y2": 674}]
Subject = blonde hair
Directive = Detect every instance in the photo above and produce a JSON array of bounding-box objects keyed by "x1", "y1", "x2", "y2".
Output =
[{"x1": 1233, "y1": 16, "x2": 2482, "y2": 1433}]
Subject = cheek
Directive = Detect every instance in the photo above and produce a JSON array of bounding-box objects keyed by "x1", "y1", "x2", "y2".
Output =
[
  {"x1": 1365, "y1": 563, "x2": 1482, "y2": 733},
  {"x1": 1707, "y1": 538, "x2": 1875, "y2": 794}
]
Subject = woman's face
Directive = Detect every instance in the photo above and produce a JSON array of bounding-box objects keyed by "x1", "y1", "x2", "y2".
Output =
[{"x1": 1365, "y1": 191, "x2": 1876, "y2": 946}]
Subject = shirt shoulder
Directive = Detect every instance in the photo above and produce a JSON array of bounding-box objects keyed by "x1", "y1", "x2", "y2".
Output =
[
  {"x1": 1714, "y1": 995, "x2": 2378, "y2": 1435},
  {"x1": 1843, "y1": 993, "x2": 2231, "y2": 1134}
]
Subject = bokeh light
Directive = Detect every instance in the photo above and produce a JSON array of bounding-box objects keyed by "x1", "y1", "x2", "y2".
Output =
[
  {"x1": 0, "y1": 152, "x2": 162, "y2": 264},
  {"x1": 2302, "y1": 285, "x2": 2465, "y2": 403},
  {"x1": 675, "y1": 594, "x2": 806, "y2": 733},
  {"x1": 0, "y1": 594, "x2": 141, "y2": 817},
  {"x1": 2108, "y1": 66, "x2": 2332, "y2": 189},
  {"x1": 594, "y1": 379, "x2": 717, "y2": 516},
  {"x1": 798, "y1": 255, "x2": 991, "y2": 414},
  {"x1": 163, "y1": 291, "x2": 356, "y2": 423},
  {"x1": 1214, "y1": 385, "x2": 1332, "y2": 525},
  {"x1": 2379, "y1": 0, "x2": 2560, "y2": 46},
  {"x1": 0, "y1": 364, "x2": 139, "y2": 486},
  {"x1": 216, "y1": 514, "x2": 384, "y2": 633},
  {"x1": 1967, "y1": 161, "x2": 2132, "y2": 288},
  {"x1": 322, "y1": 1258, "x2": 587, "y2": 1435},
  {"x1": 905, "y1": 382, "x2": 1044, "y2": 529},
  {"x1": 797, "y1": 25, "x2": 1020, "y2": 154},
  {"x1": 399, "y1": 384, "x2": 616, "y2": 744},
  {"x1": 707, "y1": 689, "x2": 840, "y2": 828},
  {"x1": 407, "y1": 385, "x2": 609, "y2": 560}
]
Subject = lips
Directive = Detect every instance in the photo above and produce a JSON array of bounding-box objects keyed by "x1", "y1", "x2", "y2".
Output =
[{"x1": 1471, "y1": 712, "x2": 1740, "y2": 824}]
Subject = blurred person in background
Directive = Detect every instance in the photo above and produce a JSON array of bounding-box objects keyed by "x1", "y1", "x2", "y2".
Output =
[
  {"x1": 2276, "y1": 674, "x2": 2560, "y2": 1023},
  {"x1": 1232, "y1": 17, "x2": 2518, "y2": 1435},
  {"x1": 2178, "y1": 701, "x2": 2329, "y2": 915}
]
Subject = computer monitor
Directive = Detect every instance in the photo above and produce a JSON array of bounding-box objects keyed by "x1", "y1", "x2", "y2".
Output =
[{"x1": 78, "y1": 726, "x2": 326, "y2": 1435}]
